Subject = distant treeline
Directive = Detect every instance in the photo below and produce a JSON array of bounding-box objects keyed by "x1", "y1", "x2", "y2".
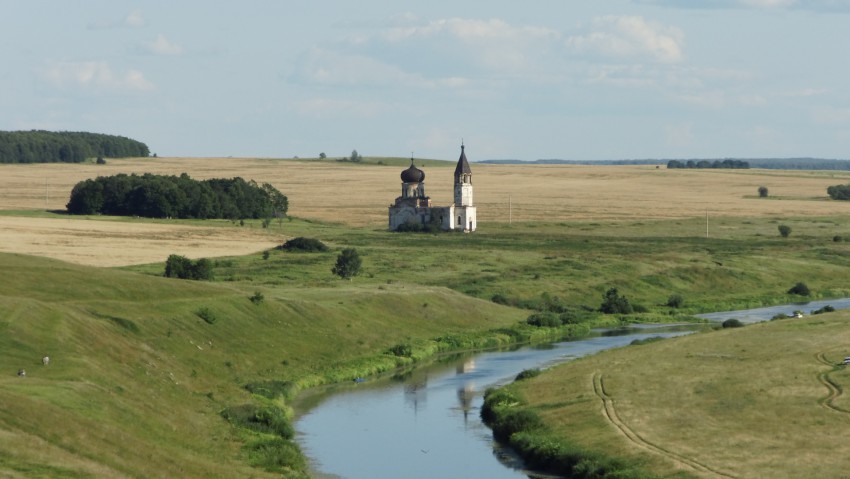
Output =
[
  {"x1": 66, "y1": 173, "x2": 288, "y2": 219},
  {"x1": 667, "y1": 159, "x2": 749, "y2": 169},
  {"x1": 480, "y1": 157, "x2": 850, "y2": 170},
  {"x1": 0, "y1": 130, "x2": 149, "y2": 163}
]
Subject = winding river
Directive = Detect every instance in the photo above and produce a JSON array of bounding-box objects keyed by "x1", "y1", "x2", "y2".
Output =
[{"x1": 296, "y1": 299, "x2": 850, "y2": 478}]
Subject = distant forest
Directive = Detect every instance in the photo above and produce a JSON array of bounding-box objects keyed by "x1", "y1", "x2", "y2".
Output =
[
  {"x1": 0, "y1": 130, "x2": 149, "y2": 163},
  {"x1": 67, "y1": 173, "x2": 288, "y2": 220},
  {"x1": 666, "y1": 159, "x2": 749, "y2": 169},
  {"x1": 480, "y1": 157, "x2": 850, "y2": 170}
]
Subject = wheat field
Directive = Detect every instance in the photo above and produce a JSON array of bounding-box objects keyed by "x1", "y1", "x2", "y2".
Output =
[{"x1": 2, "y1": 157, "x2": 850, "y2": 266}]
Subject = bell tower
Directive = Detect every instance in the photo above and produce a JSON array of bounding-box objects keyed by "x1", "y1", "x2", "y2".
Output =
[{"x1": 452, "y1": 143, "x2": 476, "y2": 232}]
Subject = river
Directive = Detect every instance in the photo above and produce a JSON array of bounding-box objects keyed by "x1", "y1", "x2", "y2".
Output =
[{"x1": 296, "y1": 299, "x2": 850, "y2": 478}]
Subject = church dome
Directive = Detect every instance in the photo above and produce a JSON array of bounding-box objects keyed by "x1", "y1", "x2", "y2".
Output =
[{"x1": 401, "y1": 162, "x2": 425, "y2": 183}]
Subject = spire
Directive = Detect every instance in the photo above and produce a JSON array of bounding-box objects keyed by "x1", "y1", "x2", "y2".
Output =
[{"x1": 454, "y1": 142, "x2": 471, "y2": 183}]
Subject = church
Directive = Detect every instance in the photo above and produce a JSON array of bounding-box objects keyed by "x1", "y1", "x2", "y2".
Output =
[{"x1": 388, "y1": 144, "x2": 477, "y2": 232}]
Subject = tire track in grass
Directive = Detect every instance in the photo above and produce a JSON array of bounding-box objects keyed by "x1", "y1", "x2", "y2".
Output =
[
  {"x1": 593, "y1": 373, "x2": 735, "y2": 478},
  {"x1": 815, "y1": 353, "x2": 850, "y2": 414}
]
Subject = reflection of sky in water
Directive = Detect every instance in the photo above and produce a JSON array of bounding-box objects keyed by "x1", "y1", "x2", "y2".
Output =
[
  {"x1": 296, "y1": 328, "x2": 695, "y2": 479},
  {"x1": 696, "y1": 298, "x2": 850, "y2": 324}
]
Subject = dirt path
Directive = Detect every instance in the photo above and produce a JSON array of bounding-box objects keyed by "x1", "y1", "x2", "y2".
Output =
[
  {"x1": 592, "y1": 373, "x2": 735, "y2": 478},
  {"x1": 815, "y1": 353, "x2": 849, "y2": 414}
]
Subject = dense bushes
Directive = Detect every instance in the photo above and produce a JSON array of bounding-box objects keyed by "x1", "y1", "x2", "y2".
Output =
[
  {"x1": 600, "y1": 288, "x2": 633, "y2": 314},
  {"x1": 827, "y1": 183, "x2": 850, "y2": 200},
  {"x1": 66, "y1": 173, "x2": 287, "y2": 220},
  {"x1": 722, "y1": 318, "x2": 744, "y2": 328},
  {"x1": 279, "y1": 237, "x2": 328, "y2": 252},
  {"x1": 165, "y1": 254, "x2": 213, "y2": 280},
  {"x1": 0, "y1": 130, "x2": 149, "y2": 163},
  {"x1": 787, "y1": 282, "x2": 810, "y2": 296}
]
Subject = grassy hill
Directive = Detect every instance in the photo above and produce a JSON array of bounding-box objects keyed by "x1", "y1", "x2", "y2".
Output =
[
  {"x1": 0, "y1": 252, "x2": 524, "y2": 478},
  {"x1": 501, "y1": 310, "x2": 850, "y2": 477}
]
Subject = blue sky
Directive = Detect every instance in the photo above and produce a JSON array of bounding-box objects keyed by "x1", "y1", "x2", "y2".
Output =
[{"x1": 3, "y1": 1, "x2": 850, "y2": 160}]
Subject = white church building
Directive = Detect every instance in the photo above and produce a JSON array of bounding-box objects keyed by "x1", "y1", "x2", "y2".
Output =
[{"x1": 388, "y1": 144, "x2": 477, "y2": 232}]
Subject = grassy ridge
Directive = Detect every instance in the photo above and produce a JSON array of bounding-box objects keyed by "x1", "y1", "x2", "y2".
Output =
[{"x1": 0, "y1": 252, "x2": 524, "y2": 478}]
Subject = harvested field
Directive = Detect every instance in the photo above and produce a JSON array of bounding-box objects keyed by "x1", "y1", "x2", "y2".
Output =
[{"x1": 2, "y1": 157, "x2": 850, "y2": 266}]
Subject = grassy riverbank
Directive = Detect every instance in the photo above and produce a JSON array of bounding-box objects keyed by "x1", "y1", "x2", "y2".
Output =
[{"x1": 501, "y1": 310, "x2": 850, "y2": 478}]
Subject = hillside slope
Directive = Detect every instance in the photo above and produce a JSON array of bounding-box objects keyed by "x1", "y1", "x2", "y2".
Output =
[{"x1": 0, "y1": 253, "x2": 523, "y2": 478}]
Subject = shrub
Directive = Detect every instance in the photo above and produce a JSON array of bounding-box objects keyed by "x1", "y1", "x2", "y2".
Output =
[
  {"x1": 387, "y1": 343, "x2": 413, "y2": 357},
  {"x1": 165, "y1": 254, "x2": 213, "y2": 280},
  {"x1": 196, "y1": 307, "x2": 217, "y2": 324},
  {"x1": 96, "y1": 156, "x2": 106, "y2": 165},
  {"x1": 666, "y1": 294, "x2": 684, "y2": 308},
  {"x1": 600, "y1": 288, "x2": 633, "y2": 314},
  {"x1": 722, "y1": 318, "x2": 744, "y2": 328},
  {"x1": 280, "y1": 237, "x2": 328, "y2": 252},
  {"x1": 813, "y1": 305, "x2": 835, "y2": 315},
  {"x1": 245, "y1": 437, "x2": 305, "y2": 472},
  {"x1": 245, "y1": 380, "x2": 296, "y2": 400},
  {"x1": 834, "y1": 235, "x2": 843, "y2": 242},
  {"x1": 758, "y1": 186, "x2": 769, "y2": 197},
  {"x1": 787, "y1": 282, "x2": 810, "y2": 296},
  {"x1": 332, "y1": 248, "x2": 362, "y2": 279},
  {"x1": 515, "y1": 369, "x2": 541, "y2": 381},
  {"x1": 558, "y1": 308, "x2": 595, "y2": 325},
  {"x1": 526, "y1": 312, "x2": 561, "y2": 328},
  {"x1": 249, "y1": 291, "x2": 264, "y2": 305},
  {"x1": 771, "y1": 313, "x2": 789, "y2": 320},
  {"x1": 778, "y1": 224, "x2": 792, "y2": 238},
  {"x1": 220, "y1": 404, "x2": 294, "y2": 439}
]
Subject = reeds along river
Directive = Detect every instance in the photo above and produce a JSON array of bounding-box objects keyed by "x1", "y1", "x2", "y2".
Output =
[{"x1": 296, "y1": 298, "x2": 850, "y2": 478}]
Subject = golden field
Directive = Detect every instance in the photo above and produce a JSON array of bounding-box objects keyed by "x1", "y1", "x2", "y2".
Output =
[{"x1": 2, "y1": 157, "x2": 850, "y2": 266}]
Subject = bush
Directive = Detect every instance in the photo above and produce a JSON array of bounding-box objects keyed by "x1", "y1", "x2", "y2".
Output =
[
  {"x1": 834, "y1": 235, "x2": 843, "y2": 242},
  {"x1": 600, "y1": 288, "x2": 633, "y2": 314},
  {"x1": 526, "y1": 312, "x2": 561, "y2": 328},
  {"x1": 249, "y1": 291, "x2": 264, "y2": 305},
  {"x1": 165, "y1": 254, "x2": 213, "y2": 280},
  {"x1": 220, "y1": 404, "x2": 294, "y2": 439},
  {"x1": 558, "y1": 309, "x2": 595, "y2": 325},
  {"x1": 245, "y1": 437, "x2": 305, "y2": 472},
  {"x1": 387, "y1": 343, "x2": 413, "y2": 357},
  {"x1": 788, "y1": 282, "x2": 810, "y2": 296},
  {"x1": 280, "y1": 237, "x2": 328, "y2": 252},
  {"x1": 196, "y1": 307, "x2": 217, "y2": 324},
  {"x1": 515, "y1": 369, "x2": 541, "y2": 381},
  {"x1": 96, "y1": 156, "x2": 106, "y2": 165},
  {"x1": 666, "y1": 294, "x2": 684, "y2": 308},
  {"x1": 813, "y1": 305, "x2": 835, "y2": 315},
  {"x1": 722, "y1": 318, "x2": 744, "y2": 328},
  {"x1": 758, "y1": 186, "x2": 769, "y2": 197},
  {"x1": 778, "y1": 224, "x2": 792, "y2": 238}
]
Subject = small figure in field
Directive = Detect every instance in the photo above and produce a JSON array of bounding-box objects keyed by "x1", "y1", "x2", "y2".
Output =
[
  {"x1": 42, "y1": 356, "x2": 50, "y2": 366},
  {"x1": 17, "y1": 369, "x2": 26, "y2": 377}
]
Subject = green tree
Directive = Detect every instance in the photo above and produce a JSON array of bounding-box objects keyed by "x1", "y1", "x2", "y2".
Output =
[
  {"x1": 332, "y1": 248, "x2": 362, "y2": 279},
  {"x1": 778, "y1": 224, "x2": 791, "y2": 238},
  {"x1": 319, "y1": 152, "x2": 326, "y2": 159},
  {"x1": 350, "y1": 149, "x2": 361, "y2": 162},
  {"x1": 600, "y1": 287, "x2": 633, "y2": 314},
  {"x1": 758, "y1": 186, "x2": 768, "y2": 198}
]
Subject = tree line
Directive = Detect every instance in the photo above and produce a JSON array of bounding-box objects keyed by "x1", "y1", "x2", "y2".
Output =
[
  {"x1": 0, "y1": 130, "x2": 149, "y2": 163},
  {"x1": 66, "y1": 173, "x2": 288, "y2": 219},
  {"x1": 666, "y1": 159, "x2": 750, "y2": 169}
]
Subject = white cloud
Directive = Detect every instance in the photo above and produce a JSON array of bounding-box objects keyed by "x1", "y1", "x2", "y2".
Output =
[
  {"x1": 665, "y1": 122, "x2": 695, "y2": 147},
  {"x1": 124, "y1": 10, "x2": 146, "y2": 28},
  {"x1": 566, "y1": 16, "x2": 684, "y2": 63},
  {"x1": 44, "y1": 61, "x2": 154, "y2": 91},
  {"x1": 145, "y1": 34, "x2": 183, "y2": 56},
  {"x1": 294, "y1": 97, "x2": 389, "y2": 118}
]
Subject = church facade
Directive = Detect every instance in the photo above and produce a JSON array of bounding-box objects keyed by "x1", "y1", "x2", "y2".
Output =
[{"x1": 388, "y1": 144, "x2": 477, "y2": 232}]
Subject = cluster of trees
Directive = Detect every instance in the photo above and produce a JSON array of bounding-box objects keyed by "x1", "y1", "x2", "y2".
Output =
[
  {"x1": 66, "y1": 173, "x2": 288, "y2": 219},
  {"x1": 827, "y1": 183, "x2": 850, "y2": 200},
  {"x1": 164, "y1": 255, "x2": 213, "y2": 280},
  {"x1": 0, "y1": 130, "x2": 149, "y2": 163},
  {"x1": 666, "y1": 159, "x2": 750, "y2": 169}
]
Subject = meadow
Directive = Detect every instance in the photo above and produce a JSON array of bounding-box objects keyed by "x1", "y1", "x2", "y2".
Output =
[{"x1": 3, "y1": 157, "x2": 850, "y2": 477}]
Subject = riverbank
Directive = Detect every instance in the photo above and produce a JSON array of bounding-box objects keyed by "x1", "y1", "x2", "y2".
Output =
[{"x1": 501, "y1": 309, "x2": 850, "y2": 477}]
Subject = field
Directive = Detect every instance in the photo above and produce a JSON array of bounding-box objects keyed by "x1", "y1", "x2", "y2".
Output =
[
  {"x1": 2, "y1": 157, "x2": 850, "y2": 266},
  {"x1": 4, "y1": 157, "x2": 850, "y2": 477}
]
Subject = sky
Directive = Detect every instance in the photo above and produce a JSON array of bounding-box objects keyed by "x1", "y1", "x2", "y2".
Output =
[{"x1": 2, "y1": 1, "x2": 850, "y2": 161}]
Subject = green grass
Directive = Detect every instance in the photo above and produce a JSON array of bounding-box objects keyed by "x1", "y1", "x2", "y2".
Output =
[{"x1": 6, "y1": 213, "x2": 850, "y2": 477}]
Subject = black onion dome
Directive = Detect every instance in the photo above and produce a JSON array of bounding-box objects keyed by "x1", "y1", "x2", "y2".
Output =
[{"x1": 401, "y1": 161, "x2": 425, "y2": 183}]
